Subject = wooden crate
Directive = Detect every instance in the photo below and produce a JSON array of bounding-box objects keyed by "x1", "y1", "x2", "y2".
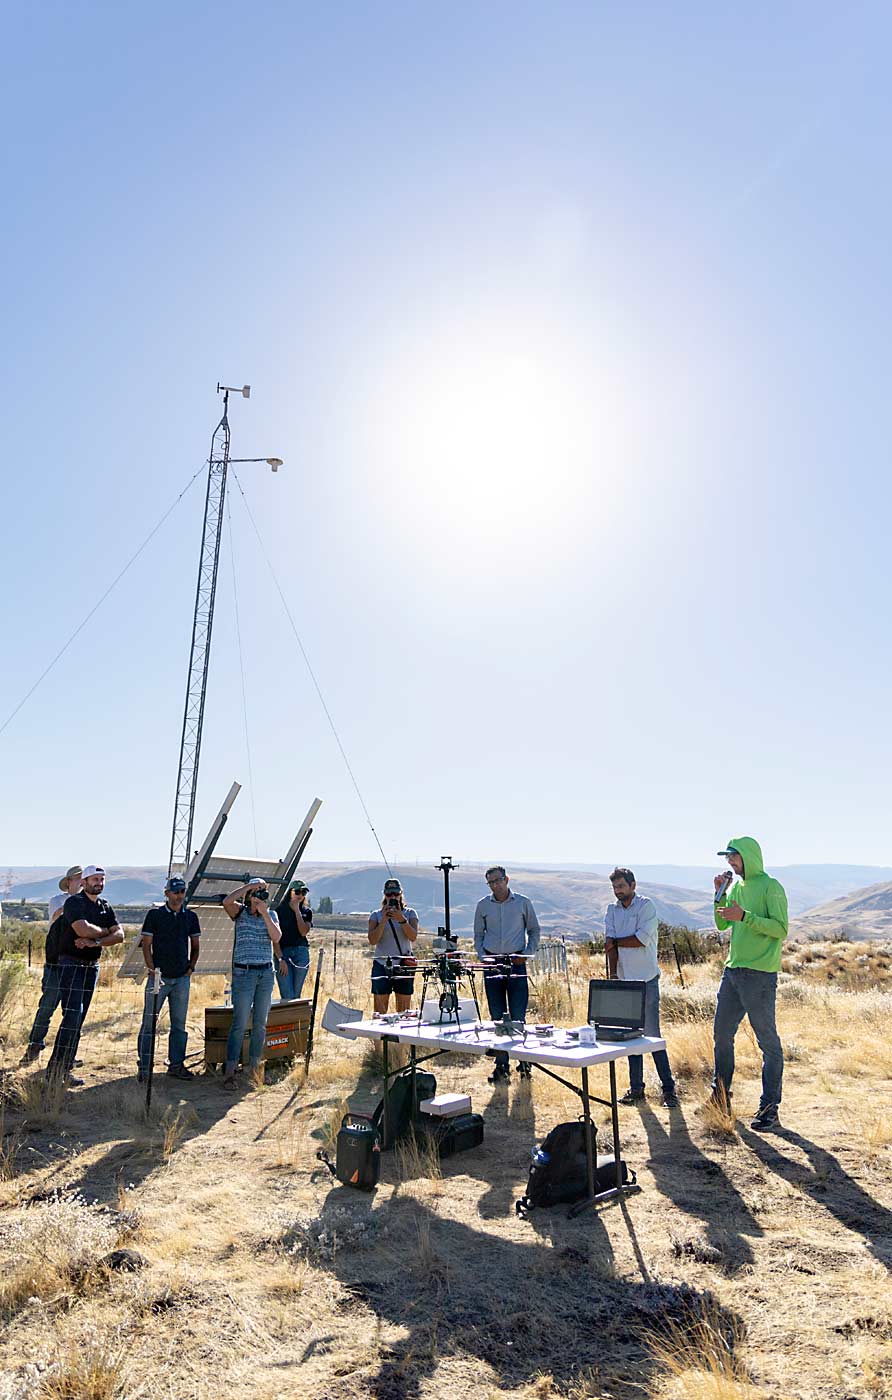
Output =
[{"x1": 204, "y1": 997, "x2": 311, "y2": 1068}]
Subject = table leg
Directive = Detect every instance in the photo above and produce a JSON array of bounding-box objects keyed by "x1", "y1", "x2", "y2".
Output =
[
  {"x1": 409, "y1": 1043, "x2": 417, "y2": 1123},
  {"x1": 609, "y1": 1059, "x2": 623, "y2": 1190},
  {"x1": 382, "y1": 1036, "x2": 390, "y2": 1148},
  {"x1": 582, "y1": 1065, "x2": 595, "y2": 1201}
]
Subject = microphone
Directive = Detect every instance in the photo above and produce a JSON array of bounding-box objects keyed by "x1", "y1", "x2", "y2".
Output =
[{"x1": 714, "y1": 871, "x2": 733, "y2": 906}]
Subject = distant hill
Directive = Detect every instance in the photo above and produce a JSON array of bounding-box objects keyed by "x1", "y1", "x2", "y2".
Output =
[
  {"x1": 259, "y1": 862, "x2": 714, "y2": 939},
  {"x1": 796, "y1": 880, "x2": 892, "y2": 941},
  {"x1": 545, "y1": 863, "x2": 892, "y2": 916},
  {"x1": 1, "y1": 867, "x2": 166, "y2": 906},
  {"x1": 6, "y1": 859, "x2": 892, "y2": 941},
  {"x1": 0, "y1": 861, "x2": 711, "y2": 939}
]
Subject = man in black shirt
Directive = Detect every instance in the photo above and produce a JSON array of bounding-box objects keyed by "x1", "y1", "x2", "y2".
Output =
[
  {"x1": 21, "y1": 863, "x2": 82, "y2": 1065},
  {"x1": 46, "y1": 865, "x2": 123, "y2": 1085},
  {"x1": 137, "y1": 875, "x2": 201, "y2": 1081}
]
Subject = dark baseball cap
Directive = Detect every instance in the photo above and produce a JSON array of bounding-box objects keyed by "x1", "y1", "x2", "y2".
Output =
[
  {"x1": 165, "y1": 876, "x2": 187, "y2": 893},
  {"x1": 383, "y1": 878, "x2": 402, "y2": 893},
  {"x1": 716, "y1": 846, "x2": 739, "y2": 857}
]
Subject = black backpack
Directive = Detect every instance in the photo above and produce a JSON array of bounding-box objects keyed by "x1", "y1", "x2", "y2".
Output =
[
  {"x1": 372, "y1": 1068, "x2": 437, "y2": 1150},
  {"x1": 44, "y1": 916, "x2": 64, "y2": 966},
  {"x1": 516, "y1": 1120, "x2": 599, "y2": 1214}
]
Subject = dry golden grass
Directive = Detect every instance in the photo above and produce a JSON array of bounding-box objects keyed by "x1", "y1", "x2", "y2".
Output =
[
  {"x1": 0, "y1": 937, "x2": 890, "y2": 1400},
  {"x1": 645, "y1": 1303, "x2": 767, "y2": 1400}
]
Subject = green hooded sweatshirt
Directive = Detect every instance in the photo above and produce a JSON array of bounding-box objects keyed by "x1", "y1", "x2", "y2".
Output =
[{"x1": 714, "y1": 835, "x2": 788, "y2": 973}]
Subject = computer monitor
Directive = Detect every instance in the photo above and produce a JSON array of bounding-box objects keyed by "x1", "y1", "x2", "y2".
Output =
[{"x1": 587, "y1": 979, "x2": 646, "y2": 1030}]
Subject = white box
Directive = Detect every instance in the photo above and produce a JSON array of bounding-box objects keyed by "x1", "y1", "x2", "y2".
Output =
[
  {"x1": 420, "y1": 997, "x2": 477, "y2": 1025},
  {"x1": 419, "y1": 1093, "x2": 472, "y2": 1118}
]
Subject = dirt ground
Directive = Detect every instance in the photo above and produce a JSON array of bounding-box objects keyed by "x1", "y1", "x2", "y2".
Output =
[{"x1": 0, "y1": 940, "x2": 890, "y2": 1400}]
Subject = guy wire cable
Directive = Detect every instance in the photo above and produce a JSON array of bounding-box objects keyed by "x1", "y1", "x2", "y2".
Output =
[
  {"x1": 0, "y1": 463, "x2": 207, "y2": 739},
  {"x1": 229, "y1": 467, "x2": 394, "y2": 877},
  {"x1": 226, "y1": 491, "x2": 260, "y2": 857}
]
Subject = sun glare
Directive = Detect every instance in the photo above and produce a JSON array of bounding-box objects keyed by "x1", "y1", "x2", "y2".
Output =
[{"x1": 377, "y1": 331, "x2": 634, "y2": 544}]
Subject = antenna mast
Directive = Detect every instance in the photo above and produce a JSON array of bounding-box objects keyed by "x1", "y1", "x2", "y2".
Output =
[{"x1": 167, "y1": 385, "x2": 282, "y2": 876}]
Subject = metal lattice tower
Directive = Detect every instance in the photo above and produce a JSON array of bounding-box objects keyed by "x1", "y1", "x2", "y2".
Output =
[{"x1": 168, "y1": 390, "x2": 233, "y2": 876}]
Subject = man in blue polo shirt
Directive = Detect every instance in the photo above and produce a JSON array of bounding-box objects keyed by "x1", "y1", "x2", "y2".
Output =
[{"x1": 137, "y1": 876, "x2": 201, "y2": 1082}]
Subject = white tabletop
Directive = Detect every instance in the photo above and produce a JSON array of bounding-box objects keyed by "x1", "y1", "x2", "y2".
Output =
[{"x1": 338, "y1": 1018, "x2": 665, "y2": 1068}]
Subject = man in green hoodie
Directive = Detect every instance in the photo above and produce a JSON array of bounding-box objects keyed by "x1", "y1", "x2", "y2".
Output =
[{"x1": 713, "y1": 836, "x2": 788, "y2": 1131}]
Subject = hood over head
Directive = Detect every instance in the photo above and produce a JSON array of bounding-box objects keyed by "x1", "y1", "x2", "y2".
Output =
[{"x1": 722, "y1": 836, "x2": 764, "y2": 880}]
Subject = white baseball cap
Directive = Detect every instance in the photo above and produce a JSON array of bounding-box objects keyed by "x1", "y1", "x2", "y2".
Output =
[{"x1": 82, "y1": 865, "x2": 106, "y2": 879}]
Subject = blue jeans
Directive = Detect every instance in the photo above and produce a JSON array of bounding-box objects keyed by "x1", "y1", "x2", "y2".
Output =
[
  {"x1": 46, "y1": 960, "x2": 98, "y2": 1079},
  {"x1": 713, "y1": 967, "x2": 783, "y2": 1110},
  {"x1": 137, "y1": 974, "x2": 192, "y2": 1073},
  {"x1": 627, "y1": 974, "x2": 675, "y2": 1094},
  {"x1": 276, "y1": 946, "x2": 310, "y2": 1000},
  {"x1": 225, "y1": 965, "x2": 275, "y2": 1070},
  {"x1": 26, "y1": 963, "x2": 64, "y2": 1053},
  {"x1": 483, "y1": 962, "x2": 529, "y2": 1070}
]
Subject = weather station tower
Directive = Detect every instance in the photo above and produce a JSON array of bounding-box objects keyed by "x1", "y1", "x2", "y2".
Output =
[{"x1": 167, "y1": 384, "x2": 283, "y2": 877}]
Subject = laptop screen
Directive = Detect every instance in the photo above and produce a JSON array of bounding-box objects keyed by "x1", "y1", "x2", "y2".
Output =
[{"x1": 587, "y1": 979, "x2": 646, "y2": 1029}]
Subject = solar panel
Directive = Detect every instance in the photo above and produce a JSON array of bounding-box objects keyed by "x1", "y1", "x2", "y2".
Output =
[
  {"x1": 118, "y1": 901, "x2": 239, "y2": 979},
  {"x1": 118, "y1": 791, "x2": 322, "y2": 979}
]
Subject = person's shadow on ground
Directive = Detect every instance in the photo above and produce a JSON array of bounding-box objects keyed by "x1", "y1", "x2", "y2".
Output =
[
  {"x1": 639, "y1": 1103, "x2": 763, "y2": 1271},
  {"x1": 282, "y1": 1190, "x2": 744, "y2": 1400},
  {"x1": 740, "y1": 1124, "x2": 892, "y2": 1271},
  {"x1": 11, "y1": 1069, "x2": 236, "y2": 1204}
]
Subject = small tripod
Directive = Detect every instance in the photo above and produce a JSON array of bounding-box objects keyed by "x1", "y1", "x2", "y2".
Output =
[{"x1": 416, "y1": 856, "x2": 482, "y2": 1025}]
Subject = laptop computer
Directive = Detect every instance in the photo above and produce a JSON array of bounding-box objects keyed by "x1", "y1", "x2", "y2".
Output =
[{"x1": 587, "y1": 979, "x2": 647, "y2": 1041}]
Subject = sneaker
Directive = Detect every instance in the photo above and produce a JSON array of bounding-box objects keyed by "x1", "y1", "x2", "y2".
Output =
[
  {"x1": 619, "y1": 1088, "x2": 646, "y2": 1106},
  {"x1": 19, "y1": 1048, "x2": 41, "y2": 1066},
  {"x1": 488, "y1": 1063, "x2": 510, "y2": 1085},
  {"x1": 750, "y1": 1105, "x2": 780, "y2": 1132},
  {"x1": 137, "y1": 1072, "x2": 147, "y2": 1084},
  {"x1": 74, "y1": 1060, "x2": 84, "y2": 1068},
  {"x1": 65, "y1": 1075, "x2": 85, "y2": 1088},
  {"x1": 222, "y1": 1074, "x2": 238, "y2": 1091},
  {"x1": 166, "y1": 1064, "x2": 195, "y2": 1080},
  {"x1": 516, "y1": 1062, "x2": 532, "y2": 1081},
  {"x1": 661, "y1": 1089, "x2": 680, "y2": 1108}
]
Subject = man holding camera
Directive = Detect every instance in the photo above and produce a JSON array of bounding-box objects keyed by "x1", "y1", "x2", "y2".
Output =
[
  {"x1": 605, "y1": 867, "x2": 678, "y2": 1108},
  {"x1": 713, "y1": 837, "x2": 788, "y2": 1130},
  {"x1": 474, "y1": 866, "x2": 540, "y2": 1084},
  {"x1": 137, "y1": 875, "x2": 201, "y2": 1082},
  {"x1": 368, "y1": 877, "x2": 419, "y2": 1013}
]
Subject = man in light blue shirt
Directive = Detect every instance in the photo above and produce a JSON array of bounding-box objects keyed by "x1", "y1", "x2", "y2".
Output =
[
  {"x1": 605, "y1": 866, "x2": 677, "y2": 1108},
  {"x1": 474, "y1": 866, "x2": 540, "y2": 1084}
]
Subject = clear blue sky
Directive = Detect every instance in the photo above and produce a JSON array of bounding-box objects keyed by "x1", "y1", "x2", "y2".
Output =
[{"x1": 2, "y1": 2, "x2": 890, "y2": 869}]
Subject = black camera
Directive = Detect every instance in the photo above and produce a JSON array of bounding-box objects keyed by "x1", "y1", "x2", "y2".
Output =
[
  {"x1": 386, "y1": 895, "x2": 400, "y2": 908},
  {"x1": 252, "y1": 888, "x2": 269, "y2": 902}
]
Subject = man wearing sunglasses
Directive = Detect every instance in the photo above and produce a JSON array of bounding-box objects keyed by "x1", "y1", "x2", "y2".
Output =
[
  {"x1": 137, "y1": 875, "x2": 201, "y2": 1082},
  {"x1": 474, "y1": 866, "x2": 541, "y2": 1084}
]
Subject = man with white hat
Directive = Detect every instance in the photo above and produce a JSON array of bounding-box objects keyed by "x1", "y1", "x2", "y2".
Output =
[
  {"x1": 21, "y1": 864, "x2": 82, "y2": 1065},
  {"x1": 45, "y1": 865, "x2": 123, "y2": 1086}
]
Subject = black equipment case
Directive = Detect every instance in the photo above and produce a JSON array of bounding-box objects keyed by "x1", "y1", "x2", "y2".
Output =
[
  {"x1": 334, "y1": 1114, "x2": 381, "y2": 1189},
  {"x1": 416, "y1": 1111, "x2": 484, "y2": 1158}
]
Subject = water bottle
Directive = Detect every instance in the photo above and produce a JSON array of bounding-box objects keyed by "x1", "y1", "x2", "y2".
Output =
[{"x1": 223, "y1": 983, "x2": 232, "y2": 1007}]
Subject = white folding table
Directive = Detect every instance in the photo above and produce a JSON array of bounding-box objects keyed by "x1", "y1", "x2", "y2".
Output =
[{"x1": 339, "y1": 1017, "x2": 666, "y2": 1215}]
